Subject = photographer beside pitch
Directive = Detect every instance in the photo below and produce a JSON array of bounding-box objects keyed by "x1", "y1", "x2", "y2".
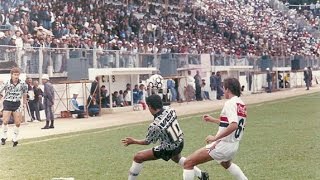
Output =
[
  {"x1": 183, "y1": 78, "x2": 248, "y2": 180},
  {"x1": 0, "y1": 67, "x2": 28, "y2": 147},
  {"x1": 122, "y1": 94, "x2": 209, "y2": 180}
]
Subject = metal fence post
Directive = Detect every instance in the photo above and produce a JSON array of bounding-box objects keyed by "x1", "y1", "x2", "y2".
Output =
[
  {"x1": 93, "y1": 46, "x2": 97, "y2": 68},
  {"x1": 115, "y1": 51, "x2": 120, "y2": 68},
  {"x1": 39, "y1": 46, "x2": 43, "y2": 83}
]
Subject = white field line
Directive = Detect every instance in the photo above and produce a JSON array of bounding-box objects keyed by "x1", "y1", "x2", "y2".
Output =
[{"x1": 0, "y1": 115, "x2": 200, "y2": 149}]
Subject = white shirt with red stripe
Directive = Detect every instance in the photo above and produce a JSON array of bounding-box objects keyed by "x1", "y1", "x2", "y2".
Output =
[{"x1": 218, "y1": 96, "x2": 247, "y2": 143}]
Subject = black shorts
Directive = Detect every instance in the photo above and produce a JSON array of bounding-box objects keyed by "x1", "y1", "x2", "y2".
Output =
[
  {"x1": 3, "y1": 100, "x2": 21, "y2": 112},
  {"x1": 153, "y1": 141, "x2": 184, "y2": 161}
]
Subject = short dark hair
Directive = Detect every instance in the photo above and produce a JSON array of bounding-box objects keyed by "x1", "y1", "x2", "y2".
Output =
[
  {"x1": 10, "y1": 67, "x2": 21, "y2": 74},
  {"x1": 146, "y1": 94, "x2": 163, "y2": 110},
  {"x1": 223, "y1": 78, "x2": 241, "y2": 97}
]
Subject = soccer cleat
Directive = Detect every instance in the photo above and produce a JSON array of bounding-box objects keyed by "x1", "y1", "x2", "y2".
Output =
[
  {"x1": 12, "y1": 141, "x2": 18, "y2": 147},
  {"x1": 1, "y1": 138, "x2": 7, "y2": 145},
  {"x1": 200, "y1": 171, "x2": 209, "y2": 180}
]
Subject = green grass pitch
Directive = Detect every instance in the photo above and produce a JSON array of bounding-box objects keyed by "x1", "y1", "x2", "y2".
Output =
[{"x1": 0, "y1": 93, "x2": 319, "y2": 180}]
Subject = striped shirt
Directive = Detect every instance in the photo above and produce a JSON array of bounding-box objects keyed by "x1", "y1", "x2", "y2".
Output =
[
  {"x1": 145, "y1": 107, "x2": 184, "y2": 150},
  {"x1": 0, "y1": 79, "x2": 28, "y2": 102}
]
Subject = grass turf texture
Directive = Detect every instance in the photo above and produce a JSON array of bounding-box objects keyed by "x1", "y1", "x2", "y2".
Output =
[{"x1": 0, "y1": 93, "x2": 319, "y2": 180}]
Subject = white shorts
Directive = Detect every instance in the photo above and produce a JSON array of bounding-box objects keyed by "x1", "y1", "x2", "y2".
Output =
[{"x1": 206, "y1": 141, "x2": 239, "y2": 163}]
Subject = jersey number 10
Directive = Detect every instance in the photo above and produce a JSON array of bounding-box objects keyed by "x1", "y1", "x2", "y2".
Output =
[{"x1": 167, "y1": 120, "x2": 183, "y2": 142}]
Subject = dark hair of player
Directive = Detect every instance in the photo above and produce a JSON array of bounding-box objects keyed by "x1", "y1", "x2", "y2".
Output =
[
  {"x1": 223, "y1": 78, "x2": 241, "y2": 97},
  {"x1": 146, "y1": 94, "x2": 163, "y2": 110},
  {"x1": 10, "y1": 67, "x2": 21, "y2": 74}
]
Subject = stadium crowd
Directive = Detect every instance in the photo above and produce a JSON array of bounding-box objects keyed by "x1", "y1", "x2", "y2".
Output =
[{"x1": 0, "y1": 0, "x2": 319, "y2": 59}]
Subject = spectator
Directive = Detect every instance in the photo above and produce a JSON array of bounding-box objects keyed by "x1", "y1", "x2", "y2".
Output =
[
  {"x1": 100, "y1": 85, "x2": 109, "y2": 108},
  {"x1": 266, "y1": 68, "x2": 272, "y2": 93},
  {"x1": 304, "y1": 67, "x2": 311, "y2": 90},
  {"x1": 69, "y1": 93, "x2": 85, "y2": 118},
  {"x1": 123, "y1": 90, "x2": 131, "y2": 106},
  {"x1": 194, "y1": 70, "x2": 202, "y2": 101},
  {"x1": 185, "y1": 70, "x2": 195, "y2": 102},
  {"x1": 87, "y1": 93, "x2": 99, "y2": 117},
  {"x1": 30, "y1": 80, "x2": 43, "y2": 122},
  {"x1": 112, "y1": 91, "x2": 122, "y2": 107},
  {"x1": 119, "y1": 90, "x2": 125, "y2": 106},
  {"x1": 201, "y1": 79, "x2": 210, "y2": 100},
  {"x1": 133, "y1": 84, "x2": 146, "y2": 110},
  {"x1": 215, "y1": 71, "x2": 223, "y2": 100},
  {"x1": 41, "y1": 74, "x2": 55, "y2": 129}
]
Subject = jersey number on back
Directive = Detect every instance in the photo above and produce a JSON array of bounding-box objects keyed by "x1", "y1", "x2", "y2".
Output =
[
  {"x1": 167, "y1": 120, "x2": 182, "y2": 142},
  {"x1": 235, "y1": 118, "x2": 245, "y2": 139}
]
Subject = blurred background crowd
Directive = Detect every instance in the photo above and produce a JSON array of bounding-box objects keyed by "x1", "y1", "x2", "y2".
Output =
[{"x1": 0, "y1": 0, "x2": 320, "y2": 57}]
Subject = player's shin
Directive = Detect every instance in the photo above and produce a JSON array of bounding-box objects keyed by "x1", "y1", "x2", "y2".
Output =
[
  {"x1": 2, "y1": 124, "x2": 8, "y2": 139},
  {"x1": 12, "y1": 126, "x2": 19, "y2": 142},
  {"x1": 183, "y1": 169, "x2": 195, "y2": 180},
  {"x1": 128, "y1": 161, "x2": 143, "y2": 180},
  {"x1": 227, "y1": 163, "x2": 248, "y2": 180}
]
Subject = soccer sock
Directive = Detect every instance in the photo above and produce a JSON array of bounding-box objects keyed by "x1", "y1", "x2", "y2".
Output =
[
  {"x1": 178, "y1": 157, "x2": 186, "y2": 166},
  {"x1": 193, "y1": 166, "x2": 202, "y2": 178},
  {"x1": 227, "y1": 163, "x2": 248, "y2": 180},
  {"x1": 178, "y1": 157, "x2": 202, "y2": 178},
  {"x1": 183, "y1": 169, "x2": 195, "y2": 180},
  {"x1": 128, "y1": 161, "x2": 143, "y2": 180},
  {"x1": 12, "y1": 126, "x2": 19, "y2": 142},
  {"x1": 2, "y1": 124, "x2": 8, "y2": 139}
]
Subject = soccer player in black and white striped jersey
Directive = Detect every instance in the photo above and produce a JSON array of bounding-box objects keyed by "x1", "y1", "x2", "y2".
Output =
[
  {"x1": 122, "y1": 94, "x2": 209, "y2": 180},
  {"x1": 0, "y1": 67, "x2": 28, "y2": 147}
]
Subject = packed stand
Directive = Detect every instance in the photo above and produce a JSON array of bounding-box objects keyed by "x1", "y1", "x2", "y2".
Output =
[{"x1": 0, "y1": 0, "x2": 319, "y2": 72}]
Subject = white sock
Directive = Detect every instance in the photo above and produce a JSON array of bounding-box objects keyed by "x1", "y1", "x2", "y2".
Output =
[
  {"x1": 12, "y1": 126, "x2": 19, "y2": 142},
  {"x1": 183, "y1": 169, "x2": 195, "y2": 180},
  {"x1": 2, "y1": 124, "x2": 8, "y2": 139},
  {"x1": 178, "y1": 157, "x2": 202, "y2": 178},
  {"x1": 128, "y1": 161, "x2": 143, "y2": 180},
  {"x1": 193, "y1": 166, "x2": 202, "y2": 178},
  {"x1": 227, "y1": 163, "x2": 248, "y2": 180},
  {"x1": 178, "y1": 157, "x2": 186, "y2": 166}
]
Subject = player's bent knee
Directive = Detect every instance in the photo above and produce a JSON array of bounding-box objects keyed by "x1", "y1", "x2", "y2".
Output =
[
  {"x1": 220, "y1": 161, "x2": 231, "y2": 169},
  {"x1": 183, "y1": 158, "x2": 196, "y2": 169},
  {"x1": 133, "y1": 152, "x2": 145, "y2": 163}
]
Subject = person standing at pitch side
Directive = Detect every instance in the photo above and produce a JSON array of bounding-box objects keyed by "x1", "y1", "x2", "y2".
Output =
[
  {"x1": 0, "y1": 67, "x2": 28, "y2": 147},
  {"x1": 41, "y1": 74, "x2": 55, "y2": 129}
]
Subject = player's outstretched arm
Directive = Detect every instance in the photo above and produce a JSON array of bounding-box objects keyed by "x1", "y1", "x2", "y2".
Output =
[
  {"x1": 205, "y1": 122, "x2": 238, "y2": 143},
  {"x1": 121, "y1": 137, "x2": 149, "y2": 146},
  {"x1": 203, "y1": 114, "x2": 220, "y2": 124}
]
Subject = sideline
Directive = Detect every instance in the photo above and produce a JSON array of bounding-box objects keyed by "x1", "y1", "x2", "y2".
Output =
[{"x1": 0, "y1": 115, "x2": 201, "y2": 149}]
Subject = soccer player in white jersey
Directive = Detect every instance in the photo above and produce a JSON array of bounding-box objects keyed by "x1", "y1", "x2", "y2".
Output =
[
  {"x1": 0, "y1": 67, "x2": 28, "y2": 147},
  {"x1": 122, "y1": 94, "x2": 209, "y2": 180},
  {"x1": 183, "y1": 78, "x2": 248, "y2": 180}
]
